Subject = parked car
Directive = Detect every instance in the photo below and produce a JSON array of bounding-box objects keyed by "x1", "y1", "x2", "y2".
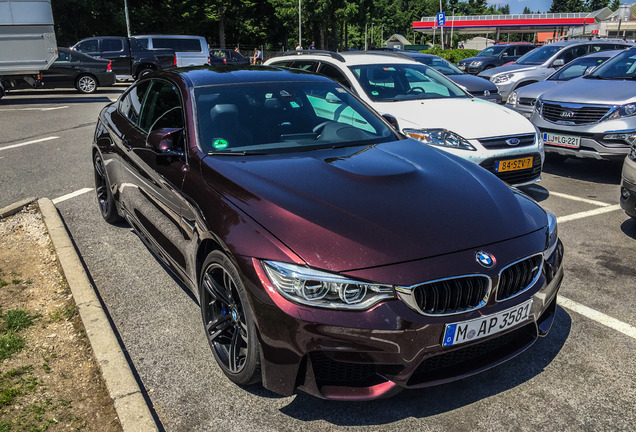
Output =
[
  {"x1": 621, "y1": 142, "x2": 636, "y2": 219},
  {"x1": 506, "y1": 50, "x2": 621, "y2": 118},
  {"x1": 479, "y1": 40, "x2": 633, "y2": 100},
  {"x1": 210, "y1": 48, "x2": 250, "y2": 66},
  {"x1": 266, "y1": 51, "x2": 544, "y2": 185},
  {"x1": 394, "y1": 51, "x2": 502, "y2": 104},
  {"x1": 134, "y1": 35, "x2": 210, "y2": 67},
  {"x1": 457, "y1": 43, "x2": 536, "y2": 75},
  {"x1": 92, "y1": 65, "x2": 563, "y2": 401},
  {"x1": 531, "y1": 47, "x2": 636, "y2": 161},
  {"x1": 14, "y1": 47, "x2": 115, "y2": 93},
  {"x1": 72, "y1": 36, "x2": 175, "y2": 80}
]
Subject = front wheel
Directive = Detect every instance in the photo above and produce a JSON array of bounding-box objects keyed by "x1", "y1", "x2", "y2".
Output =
[
  {"x1": 200, "y1": 251, "x2": 261, "y2": 385},
  {"x1": 93, "y1": 152, "x2": 122, "y2": 223},
  {"x1": 76, "y1": 74, "x2": 97, "y2": 94}
]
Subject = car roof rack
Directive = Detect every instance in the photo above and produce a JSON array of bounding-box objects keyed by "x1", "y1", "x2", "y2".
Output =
[
  {"x1": 279, "y1": 50, "x2": 345, "y2": 62},
  {"x1": 351, "y1": 50, "x2": 418, "y2": 61}
]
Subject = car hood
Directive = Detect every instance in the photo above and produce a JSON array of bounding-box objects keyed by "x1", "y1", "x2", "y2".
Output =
[
  {"x1": 448, "y1": 74, "x2": 498, "y2": 93},
  {"x1": 480, "y1": 63, "x2": 536, "y2": 78},
  {"x1": 515, "y1": 80, "x2": 560, "y2": 99},
  {"x1": 459, "y1": 56, "x2": 496, "y2": 63},
  {"x1": 539, "y1": 78, "x2": 636, "y2": 105},
  {"x1": 202, "y1": 140, "x2": 546, "y2": 272},
  {"x1": 372, "y1": 98, "x2": 535, "y2": 139}
]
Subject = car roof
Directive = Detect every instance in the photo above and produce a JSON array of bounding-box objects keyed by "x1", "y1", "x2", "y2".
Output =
[
  {"x1": 547, "y1": 39, "x2": 630, "y2": 47},
  {"x1": 158, "y1": 65, "x2": 338, "y2": 87},
  {"x1": 270, "y1": 50, "x2": 420, "y2": 66}
]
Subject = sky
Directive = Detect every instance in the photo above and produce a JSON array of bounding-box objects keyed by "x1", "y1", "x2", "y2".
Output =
[{"x1": 487, "y1": 0, "x2": 554, "y2": 14}]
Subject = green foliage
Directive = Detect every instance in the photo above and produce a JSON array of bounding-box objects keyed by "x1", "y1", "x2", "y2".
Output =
[
  {"x1": 4, "y1": 309, "x2": 35, "y2": 332},
  {"x1": 0, "y1": 332, "x2": 25, "y2": 361},
  {"x1": 50, "y1": 304, "x2": 78, "y2": 322},
  {"x1": 427, "y1": 46, "x2": 480, "y2": 63}
]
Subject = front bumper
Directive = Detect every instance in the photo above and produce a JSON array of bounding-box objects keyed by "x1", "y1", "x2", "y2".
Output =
[
  {"x1": 239, "y1": 232, "x2": 564, "y2": 401},
  {"x1": 538, "y1": 127, "x2": 632, "y2": 161}
]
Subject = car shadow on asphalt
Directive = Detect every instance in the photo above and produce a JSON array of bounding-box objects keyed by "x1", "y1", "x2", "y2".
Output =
[
  {"x1": 620, "y1": 217, "x2": 636, "y2": 239},
  {"x1": 542, "y1": 157, "x2": 623, "y2": 185},
  {"x1": 278, "y1": 306, "x2": 572, "y2": 424}
]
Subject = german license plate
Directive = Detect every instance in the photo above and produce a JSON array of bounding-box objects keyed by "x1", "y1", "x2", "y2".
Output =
[
  {"x1": 543, "y1": 132, "x2": 580, "y2": 149},
  {"x1": 495, "y1": 157, "x2": 533, "y2": 172},
  {"x1": 442, "y1": 299, "x2": 533, "y2": 347}
]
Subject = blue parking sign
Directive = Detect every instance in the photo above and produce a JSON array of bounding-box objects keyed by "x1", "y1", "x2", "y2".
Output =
[{"x1": 437, "y1": 12, "x2": 446, "y2": 26}]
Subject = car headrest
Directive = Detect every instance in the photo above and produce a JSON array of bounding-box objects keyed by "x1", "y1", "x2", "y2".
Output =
[{"x1": 210, "y1": 104, "x2": 238, "y2": 123}]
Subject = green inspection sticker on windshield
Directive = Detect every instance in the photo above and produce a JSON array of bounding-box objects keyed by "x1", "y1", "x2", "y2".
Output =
[
  {"x1": 213, "y1": 139, "x2": 228, "y2": 150},
  {"x1": 290, "y1": 101, "x2": 300, "y2": 108},
  {"x1": 372, "y1": 91, "x2": 379, "y2": 96}
]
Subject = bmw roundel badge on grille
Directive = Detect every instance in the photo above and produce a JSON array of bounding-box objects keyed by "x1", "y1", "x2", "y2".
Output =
[{"x1": 476, "y1": 251, "x2": 496, "y2": 268}]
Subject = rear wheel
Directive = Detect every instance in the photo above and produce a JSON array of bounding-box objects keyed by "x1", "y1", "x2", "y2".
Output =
[
  {"x1": 200, "y1": 251, "x2": 261, "y2": 385},
  {"x1": 93, "y1": 152, "x2": 122, "y2": 223},
  {"x1": 76, "y1": 74, "x2": 97, "y2": 93},
  {"x1": 136, "y1": 67, "x2": 154, "y2": 80}
]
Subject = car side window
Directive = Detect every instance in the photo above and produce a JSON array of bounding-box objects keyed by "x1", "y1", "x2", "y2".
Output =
[
  {"x1": 558, "y1": 47, "x2": 580, "y2": 64},
  {"x1": 317, "y1": 63, "x2": 352, "y2": 89},
  {"x1": 57, "y1": 51, "x2": 71, "y2": 62},
  {"x1": 119, "y1": 81, "x2": 151, "y2": 126},
  {"x1": 138, "y1": 80, "x2": 184, "y2": 133},
  {"x1": 289, "y1": 60, "x2": 318, "y2": 72},
  {"x1": 102, "y1": 39, "x2": 124, "y2": 52},
  {"x1": 75, "y1": 40, "x2": 98, "y2": 53}
]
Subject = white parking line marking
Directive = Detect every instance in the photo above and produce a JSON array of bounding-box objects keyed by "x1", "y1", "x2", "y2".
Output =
[
  {"x1": 558, "y1": 296, "x2": 636, "y2": 340},
  {"x1": 0, "y1": 136, "x2": 59, "y2": 152},
  {"x1": 548, "y1": 191, "x2": 612, "y2": 207},
  {"x1": 52, "y1": 188, "x2": 94, "y2": 204},
  {"x1": 557, "y1": 205, "x2": 621, "y2": 223},
  {"x1": 0, "y1": 106, "x2": 69, "y2": 112}
]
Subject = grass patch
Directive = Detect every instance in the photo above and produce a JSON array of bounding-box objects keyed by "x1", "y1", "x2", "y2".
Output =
[
  {"x1": 50, "y1": 304, "x2": 78, "y2": 322},
  {"x1": 4, "y1": 309, "x2": 36, "y2": 332},
  {"x1": 0, "y1": 280, "x2": 8, "y2": 288},
  {"x1": 0, "y1": 332, "x2": 25, "y2": 360}
]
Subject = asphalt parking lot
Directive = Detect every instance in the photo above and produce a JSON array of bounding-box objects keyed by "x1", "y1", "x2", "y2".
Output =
[{"x1": 1, "y1": 88, "x2": 634, "y2": 432}]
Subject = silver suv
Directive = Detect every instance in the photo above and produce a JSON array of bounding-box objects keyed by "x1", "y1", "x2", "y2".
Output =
[
  {"x1": 530, "y1": 47, "x2": 636, "y2": 161},
  {"x1": 480, "y1": 40, "x2": 633, "y2": 100}
]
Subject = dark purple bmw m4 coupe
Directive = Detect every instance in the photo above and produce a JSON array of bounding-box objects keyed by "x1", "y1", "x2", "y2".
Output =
[{"x1": 92, "y1": 66, "x2": 564, "y2": 400}]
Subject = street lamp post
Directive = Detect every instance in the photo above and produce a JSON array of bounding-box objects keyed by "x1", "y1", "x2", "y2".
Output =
[
  {"x1": 439, "y1": 0, "x2": 443, "y2": 49},
  {"x1": 124, "y1": 0, "x2": 131, "y2": 38},
  {"x1": 299, "y1": 0, "x2": 302, "y2": 48}
]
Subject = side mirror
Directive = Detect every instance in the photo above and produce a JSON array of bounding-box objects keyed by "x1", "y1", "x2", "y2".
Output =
[
  {"x1": 147, "y1": 128, "x2": 184, "y2": 156},
  {"x1": 552, "y1": 59, "x2": 565, "y2": 68},
  {"x1": 382, "y1": 114, "x2": 400, "y2": 131}
]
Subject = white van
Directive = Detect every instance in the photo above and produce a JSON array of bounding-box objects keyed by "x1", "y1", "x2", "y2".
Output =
[{"x1": 134, "y1": 35, "x2": 209, "y2": 67}]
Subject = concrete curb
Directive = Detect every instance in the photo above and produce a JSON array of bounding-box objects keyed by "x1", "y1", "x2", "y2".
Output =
[
  {"x1": 0, "y1": 197, "x2": 36, "y2": 219},
  {"x1": 37, "y1": 198, "x2": 159, "y2": 432}
]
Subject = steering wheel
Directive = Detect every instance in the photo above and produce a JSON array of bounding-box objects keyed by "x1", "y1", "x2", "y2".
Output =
[{"x1": 407, "y1": 87, "x2": 425, "y2": 95}]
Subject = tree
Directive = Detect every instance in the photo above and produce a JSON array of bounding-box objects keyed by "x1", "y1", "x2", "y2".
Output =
[
  {"x1": 609, "y1": 0, "x2": 621, "y2": 10},
  {"x1": 549, "y1": 0, "x2": 586, "y2": 13},
  {"x1": 587, "y1": 0, "x2": 610, "y2": 11}
]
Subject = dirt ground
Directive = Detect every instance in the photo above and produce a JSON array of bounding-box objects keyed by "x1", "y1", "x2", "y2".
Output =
[{"x1": 0, "y1": 205, "x2": 122, "y2": 431}]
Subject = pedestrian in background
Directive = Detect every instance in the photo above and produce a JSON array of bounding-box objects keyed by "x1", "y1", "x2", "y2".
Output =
[
  {"x1": 253, "y1": 47, "x2": 263, "y2": 65},
  {"x1": 309, "y1": 41, "x2": 316, "y2": 50}
]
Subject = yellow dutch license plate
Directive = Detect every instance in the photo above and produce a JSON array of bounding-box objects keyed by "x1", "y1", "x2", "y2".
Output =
[{"x1": 496, "y1": 157, "x2": 533, "y2": 173}]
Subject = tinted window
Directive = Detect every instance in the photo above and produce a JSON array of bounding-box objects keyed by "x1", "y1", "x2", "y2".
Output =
[
  {"x1": 136, "y1": 38, "x2": 149, "y2": 49},
  {"x1": 194, "y1": 81, "x2": 395, "y2": 154},
  {"x1": 102, "y1": 39, "x2": 124, "y2": 52},
  {"x1": 57, "y1": 51, "x2": 71, "y2": 62},
  {"x1": 119, "y1": 81, "x2": 151, "y2": 126},
  {"x1": 477, "y1": 46, "x2": 506, "y2": 57},
  {"x1": 139, "y1": 81, "x2": 183, "y2": 132},
  {"x1": 318, "y1": 63, "x2": 352, "y2": 87},
  {"x1": 415, "y1": 57, "x2": 463, "y2": 75},
  {"x1": 588, "y1": 49, "x2": 636, "y2": 79},
  {"x1": 75, "y1": 40, "x2": 98, "y2": 52},
  {"x1": 153, "y1": 38, "x2": 203, "y2": 52},
  {"x1": 549, "y1": 55, "x2": 611, "y2": 81},
  {"x1": 349, "y1": 63, "x2": 467, "y2": 102},
  {"x1": 289, "y1": 60, "x2": 318, "y2": 72}
]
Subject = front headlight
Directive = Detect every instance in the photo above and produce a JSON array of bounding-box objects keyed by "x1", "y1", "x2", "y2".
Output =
[
  {"x1": 470, "y1": 60, "x2": 483, "y2": 67},
  {"x1": 403, "y1": 128, "x2": 476, "y2": 151},
  {"x1": 262, "y1": 261, "x2": 395, "y2": 310},
  {"x1": 492, "y1": 73, "x2": 514, "y2": 84},
  {"x1": 607, "y1": 104, "x2": 636, "y2": 120},
  {"x1": 544, "y1": 211, "x2": 558, "y2": 259},
  {"x1": 507, "y1": 91, "x2": 519, "y2": 106}
]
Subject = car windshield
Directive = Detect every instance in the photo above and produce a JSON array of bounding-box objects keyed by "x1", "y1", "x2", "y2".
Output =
[
  {"x1": 586, "y1": 49, "x2": 636, "y2": 79},
  {"x1": 516, "y1": 45, "x2": 563, "y2": 65},
  {"x1": 415, "y1": 57, "x2": 464, "y2": 75},
  {"x1": 348, "y1": 63, "x2": 468, "y2": 102},
  {"x1": 477, "y1": 46, "x2": 506, "y2": 57},
  {"x1": 194, "y1": 81, "x2": 397, "y2": 154},
  {"x1": 548, "y1": 55, "x2": 611, "y2": 81}
]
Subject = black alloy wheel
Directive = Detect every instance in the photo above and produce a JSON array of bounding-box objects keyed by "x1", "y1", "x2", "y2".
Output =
[
  {"x1": 76, "y1": 74, "x2": 97, "y2": 94},
  {"x1": 93, "y1": 153, "x2": 122, "y2": 223},
  {"x1": 200, "y1": 251, "x2": 261, "y2": 385}
]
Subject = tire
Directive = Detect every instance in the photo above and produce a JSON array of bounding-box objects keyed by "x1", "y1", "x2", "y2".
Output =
[
  {"x1": 76, "y1": 74, "x2": 97, "y2": 94},
  {"x1": 136, "y1": 67, "x2": 154, "y2": 80},
  {"x1": 93, "y1": 152, "x2": 122, "y2": 223},
  {"x1": 199, "y1": 251, "x2": 261, "y2": 385}
]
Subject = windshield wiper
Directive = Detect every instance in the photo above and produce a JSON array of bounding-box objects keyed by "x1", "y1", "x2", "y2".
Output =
[
  {"x1": 583, "y1": 75, "x2": 613, "y2": 80},
  {"x1": 207, "y1": 150, "x2": 268, "y2": 156}
]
